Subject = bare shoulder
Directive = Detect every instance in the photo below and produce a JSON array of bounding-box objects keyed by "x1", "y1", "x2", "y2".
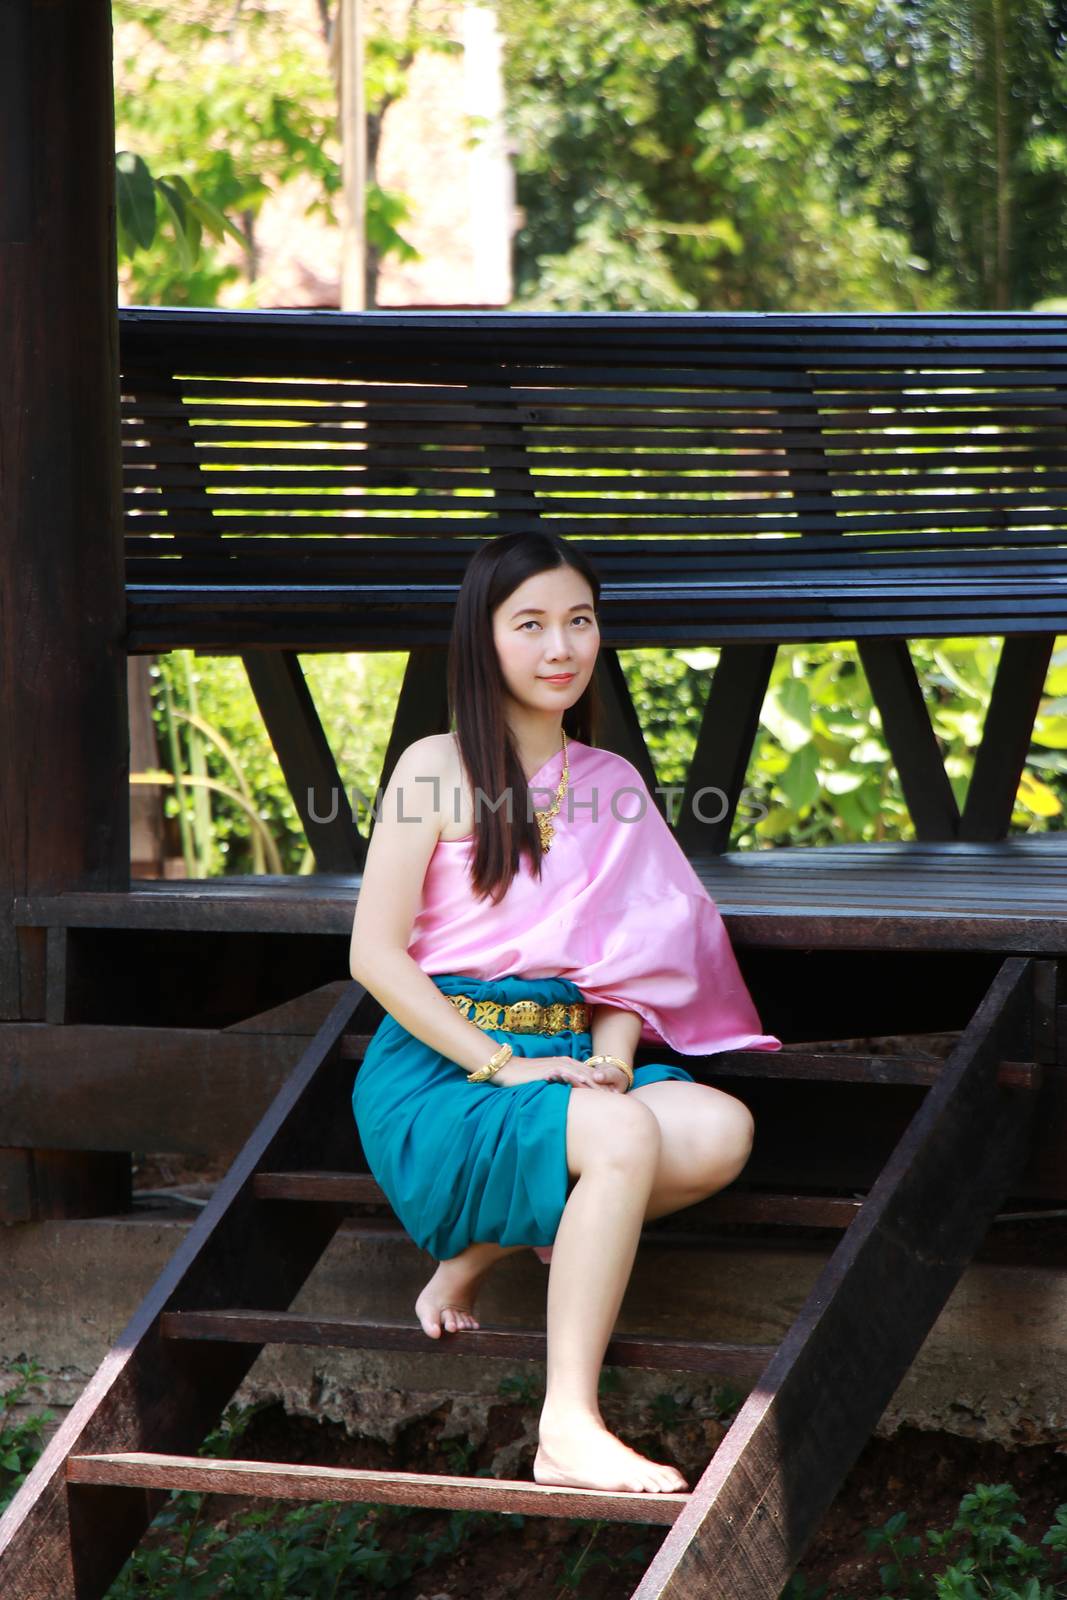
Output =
[
  {"x1": 393, "y1": 732, "x2": 454, "y2": 783},
  {"x1": 350, "y1": 735, "x2": 450, "y2": 973}
]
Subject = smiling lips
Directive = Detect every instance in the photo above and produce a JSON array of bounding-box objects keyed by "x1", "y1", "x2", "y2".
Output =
[{"x1": 540, "y1": 673, "x2": 575, "y2": 682}]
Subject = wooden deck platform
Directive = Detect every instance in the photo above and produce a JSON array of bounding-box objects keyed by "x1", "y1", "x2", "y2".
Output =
[{"x1": 15, "y1": 834, "x2": 1067, "y2": 952}]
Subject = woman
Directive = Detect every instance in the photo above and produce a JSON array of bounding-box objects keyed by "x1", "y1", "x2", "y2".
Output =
[{"x1": 349, "y1": 530, "x2": 780, "y2": 1496}]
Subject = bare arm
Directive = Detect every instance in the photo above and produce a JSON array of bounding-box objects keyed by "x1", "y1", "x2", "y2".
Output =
[
  {"x1": 589, "y1": 1003, "x2": 642, "y2": 1077},
  {"x1": 349, "y1": 737, "x2": 503, "y2": 1077},
  {"x1": 585, "y1": 1004, "x2": 643, "y2": 1094}
]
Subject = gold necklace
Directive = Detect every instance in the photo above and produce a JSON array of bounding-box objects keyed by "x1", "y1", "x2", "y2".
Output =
[{"x1": 533, "y1": 729, "x2": 569, "y2": 852}]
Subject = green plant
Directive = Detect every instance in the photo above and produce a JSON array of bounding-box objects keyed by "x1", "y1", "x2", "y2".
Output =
[
  {"x1": 0, "y1": 1359, "x2": 57, "y2": 1513},
  {"x1": 440, "y1": 1434, "x2": 476, "y2": 1474},
  {"x1": 648, "y1": 1389, "x2": 688, "y2": 1428},
  {"x1": 555, "y1": 1519, "x2": 613, "y2": 1595},
  {"x1": 103, "y1": 1399, "x2": 490, "y2": 1598},
  {"x1": 497, "y1": 1370, "x2": 540, "y2": 1405},
  {"x1": 784, "y1": 1480, "x2": 1067, "y2": 1600}
]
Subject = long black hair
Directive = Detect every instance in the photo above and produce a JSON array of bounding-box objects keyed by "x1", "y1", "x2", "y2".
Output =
[{"x1": 447, "y1": 531, "x2": 604, "y2": 904}]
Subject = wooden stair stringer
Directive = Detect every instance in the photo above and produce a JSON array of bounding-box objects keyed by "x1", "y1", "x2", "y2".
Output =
[
  {"x1": 630, "y1": 954, "x2": 1042, "y2": 1600},
  {"x1": 0, "y1": 980, "x2": 369, "y2": 1600}
]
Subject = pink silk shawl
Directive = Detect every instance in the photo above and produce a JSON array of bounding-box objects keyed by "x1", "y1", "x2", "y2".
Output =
[{"x1": 406, "y1": 739, "x2": 781, "y2": 1057}]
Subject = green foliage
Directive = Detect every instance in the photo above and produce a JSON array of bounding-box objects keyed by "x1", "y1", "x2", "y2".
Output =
[
  {"x1": 555, "y1": 1519, "x2": 615, "y2": 1594},
  {"x1": 103, "y1": 1399, "x2": 491, "y2": 1598},
  {"x1": 146, "y1": 650, "x2": 409, "y2": 876},
  {"x1": 782, "y1": 1482, "x2": 1067, "y2": 1600},
  {"x1": 112, "y1": 1, "x2": 420, "y2": 306},
  {"x1": 497, "y1": 1370, "x2": 541, "y2": 1404},
  {"x1": 499, "y1": 0, "x2": 1067, "y2": 312},
  {"x1": 0, "y1": 1359, "x2": 57, "y2": 1514},
  {"x1": 116, "y1": 152, "x2": 247, "y2": 271},
  {"x1": 648, "y1": 1389, "x2": 688, "y2": 1428},
  {"x1": 145, "y1": 636, "x2": 1065, "y2": 879}
]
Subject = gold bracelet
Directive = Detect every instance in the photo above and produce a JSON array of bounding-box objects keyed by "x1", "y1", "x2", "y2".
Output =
[
  {"x1": 467, "y1": 1040, "x2": 513, "y2": 1084},
  {"x1": 587, "y1": 1052, "x2": 634, "y2": 1090}
]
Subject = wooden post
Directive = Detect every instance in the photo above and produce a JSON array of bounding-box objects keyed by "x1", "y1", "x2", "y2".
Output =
[
  {"x1": 0, "y1": 0, "x2": 130, "y2": 1215},
  {"x1": 339, "y1": 0, "x2": 366, "y2": 310}
]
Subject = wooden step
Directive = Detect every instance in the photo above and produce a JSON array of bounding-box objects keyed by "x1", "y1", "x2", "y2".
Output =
[
  {"x1": 66, "y1": 1451, "x2": 688, "y2": 1526},
  {"x1": 252, "y1": 1169, "x2": 865, "y2": 1229},
  {"x1": 158, "y1": 1310, "x2": 777, "y2": 1379}
]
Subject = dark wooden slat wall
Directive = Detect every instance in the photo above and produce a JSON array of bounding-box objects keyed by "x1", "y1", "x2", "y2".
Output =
[{"x1": 119, "y1": 312, "x2": 1067, "y2": 580}]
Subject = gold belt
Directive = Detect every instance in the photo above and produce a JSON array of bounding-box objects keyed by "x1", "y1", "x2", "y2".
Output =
[{"x1": 447, "y1": 993, "x2": 590, "y2": 1035}]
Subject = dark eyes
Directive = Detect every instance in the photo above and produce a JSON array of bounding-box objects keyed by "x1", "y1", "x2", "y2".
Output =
[{"x1": 519, "y1": 616, "x2": 594, "y2": 631}]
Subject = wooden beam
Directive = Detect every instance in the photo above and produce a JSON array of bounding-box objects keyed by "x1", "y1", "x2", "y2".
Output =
[
  {"x1": 0, "y1": 1023, "x2": 327, "y2": 1155},
  {"x1": 959, "y1": 635, "x2": 1055, "y2": 842},
  {"x1": 0, "y1": 0, "x2": 127, "y2": 1014},
  {"x1": 0, "y1": 0, "x2": 129, "y2": 1217},
  {"x1": 678, "y1": 644, "x2": 777, "y2": 854},
  {"x1": 242, "y1": 650, "x2": 363, "y2": 871},
  {"x1": 857, "y1": 639, "x2": 961, "y2": 840},
  {"x1": 593, "y1": 648, "x2": 661, "y2": 805},
  {"x1": 376, "y1": 644, "x2": 452, "y2": 812}
]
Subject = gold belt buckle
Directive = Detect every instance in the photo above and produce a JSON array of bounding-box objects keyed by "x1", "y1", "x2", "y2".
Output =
[{"x1": 506, "y1": 999, "x2": 542, "y2": 1033}]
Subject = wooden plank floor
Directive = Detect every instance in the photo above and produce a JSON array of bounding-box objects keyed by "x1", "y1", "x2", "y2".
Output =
[{"x1": 13, "y1": 835, "x2": 1067, "y2": 951}]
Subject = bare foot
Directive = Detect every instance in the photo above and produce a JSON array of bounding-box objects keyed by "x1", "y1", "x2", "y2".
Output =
[
  {"x1": 534, "y1": 1412, "x2": 689, "y2": 1494},
  {"x1": 414, "y1": 1256, "x2": 487, "y2": 1340}
]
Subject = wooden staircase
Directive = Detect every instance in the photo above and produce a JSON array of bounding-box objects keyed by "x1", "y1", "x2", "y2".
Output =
[{"x1": 0, "y1": 956, "x2": 1046, "y2": 1599}]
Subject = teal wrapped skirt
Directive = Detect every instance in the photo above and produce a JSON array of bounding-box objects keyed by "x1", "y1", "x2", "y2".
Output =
[{"x1": 351, "y1": 973, "x2": 696, "y2": 1261}]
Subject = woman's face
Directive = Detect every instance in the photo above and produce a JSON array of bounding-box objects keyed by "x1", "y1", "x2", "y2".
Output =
[{"x1": 491, "y1": 566, "x2": 600, "y2": 715}]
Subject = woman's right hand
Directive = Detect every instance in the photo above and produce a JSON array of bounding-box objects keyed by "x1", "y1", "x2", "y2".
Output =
[{"x1": 490, "y1": 1055, "x2": 626, "y2": 1091}]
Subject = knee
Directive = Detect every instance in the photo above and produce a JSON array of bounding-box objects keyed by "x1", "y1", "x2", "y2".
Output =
[
  {"x1": 695, "y1": 1094, "x2": 755, "y2": 1187},
  {"x1": 589, "y1": 1095, "x2": 662, "y2": 1174}
]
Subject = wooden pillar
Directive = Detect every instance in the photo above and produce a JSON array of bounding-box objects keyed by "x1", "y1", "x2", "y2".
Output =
[{"x1": 0, "y1": 0, "x2": 130, "y2": 1217}]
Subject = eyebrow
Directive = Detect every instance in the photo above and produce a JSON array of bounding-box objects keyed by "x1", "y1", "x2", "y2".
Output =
[{"x1": 510, "y1": 603, "x2": 595, "y2": 620}]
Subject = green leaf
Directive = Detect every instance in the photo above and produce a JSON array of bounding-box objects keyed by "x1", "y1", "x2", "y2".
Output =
[
  {"x1": 778, "y1": 743, "x2": 820, "y2": 811},
  {"x1": 823, "y1": 768, "x2": 865, "y2": 794},
  {"x1": 184, "y1": 190, "x2": 248, "y2": 250},
  {"x1": 155, "y1": 179, "x2": 196, "y2": 272},
  {"x1": 755, "y1": 803, "x2": 799, "y2": 839},
  {"x1": 761, "y1": 683, "x2": 812, "y2": 753},
  {"x1": 1032, "y1": 714, "x2": 1067, "y2": 750},
  {"x1": 115, "y1": 150, "x2": 156, "y2": 250},
  {"x1": 158, "y1": 173, "x2": 203, "y2": 260}
]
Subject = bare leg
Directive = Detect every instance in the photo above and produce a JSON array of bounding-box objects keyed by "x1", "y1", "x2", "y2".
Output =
[
  {"x1": 632, "y1": 1079, "x2": 755, "y2": 1218},
  {"x1": 534, "y1": 1095, "x2": 689, "y2": 1494},
  {"x1": 415, "y1": 1240, "x2": 529, "y2": 1338},
  {"x1": 533, "y1": 1080, "x2": 756, "y2": 1257},
  {"x1": 416, "y1": 1083, "x2": 754, "y2": 1347}
]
